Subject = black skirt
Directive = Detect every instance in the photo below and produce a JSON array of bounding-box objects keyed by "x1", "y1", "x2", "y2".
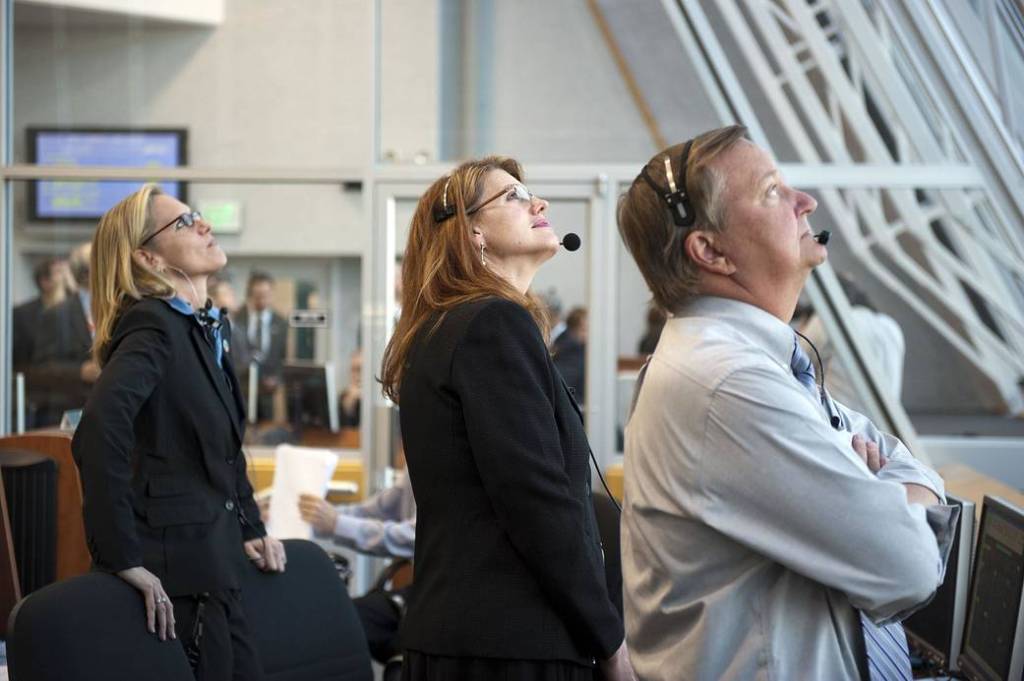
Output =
[{"x1": 402, "y1": 650, "x2": 595, "y2": 681}]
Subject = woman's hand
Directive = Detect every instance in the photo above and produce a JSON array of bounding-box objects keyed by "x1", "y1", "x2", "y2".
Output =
[
  {"x1": 116, "y1": 566, "x2": 176, "y2": 641},
  {"x1": 244, "y1": 535, "x2": 287, "y2": 572},
  {"x1": 298, "y1": 494, "x2": 339, "y2": 536},
  {"x1": 598, "y1": 640, "x2": 638, "y2": 681}
]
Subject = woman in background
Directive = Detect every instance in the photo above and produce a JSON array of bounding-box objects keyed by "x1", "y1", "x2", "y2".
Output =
[
  {"x1": 72, "y1": 184, "x2": 285, "y2": 680},
  {"x1": 381, "y1": 157, "x2": 634, "y2": 681}
]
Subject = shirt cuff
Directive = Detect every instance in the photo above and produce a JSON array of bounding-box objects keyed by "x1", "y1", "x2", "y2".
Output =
[{"x1": 877, "y1": 461, "x2": 946, "y2": 501}]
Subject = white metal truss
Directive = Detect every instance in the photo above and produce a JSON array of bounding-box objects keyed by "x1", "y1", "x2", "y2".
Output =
[{"x1": 708, "y1": 0, "x2": 1024, "y2": 413}]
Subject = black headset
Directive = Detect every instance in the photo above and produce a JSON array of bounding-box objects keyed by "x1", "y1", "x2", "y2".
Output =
[
  {"x1": 433, "y1": 176, "x2": 457, "y2": 223},
  {"x1": 638, "y1": 139, "x2": 697, "y2": 228}
]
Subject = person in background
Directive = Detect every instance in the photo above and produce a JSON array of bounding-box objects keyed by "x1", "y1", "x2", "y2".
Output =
[
  {"x1": 209, "y1": 275, "x2": 241, "y2": 315},
  {"x1": 232, "y1": 271, "x2": 288, "y2": 421},
  {"x1": 31, "y1": 243, "x2": 101, "y2": 426},
  {"x1": 13, "y1": 257, "x2": 68, "y2": 370},
  {"x1": 552, "y1": 306, "x2": 588, "y2": 404},
  {"x1": 72, "y1": 184, "x2": 285, "y2": 679},
  {"x1": 617, "y1": 125, "x2": 956, "y2": 681},
  {"x1": 298, "y1": 460, "x2": 415, "y2": 665},
  {"x1": 636, "y1": 304, "x2": 666, "y2": 356},
  {"x1": 797, "y1": 272, "x2": 905, "y2": 414},
  {"x1": 339, "y1": 348, "x2": 362, "y2": 428},
  {"x1": 381, "y1": 156, "x2": 634, "y2": 681}
]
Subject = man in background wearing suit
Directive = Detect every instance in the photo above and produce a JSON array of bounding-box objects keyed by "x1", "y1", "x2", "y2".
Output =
[
  {"x1": 31, "y1": 243, "x2": 99, "y2": 426},
  {"x1": 232, "y1": 271, "x2": 288, "y2": 422},
  {"x1": 617, "y1": 125, "x2": 957, "y2": 681}
]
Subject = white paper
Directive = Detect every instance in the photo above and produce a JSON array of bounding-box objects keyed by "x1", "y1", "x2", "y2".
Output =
[{"x1": 266, "y1": 445, "x2": 339, "y2": 539}]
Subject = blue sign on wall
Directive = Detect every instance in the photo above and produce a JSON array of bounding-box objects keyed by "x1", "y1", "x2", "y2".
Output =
[{"x1": 29, "y1": 128, "x2": 187, "y2": 220}]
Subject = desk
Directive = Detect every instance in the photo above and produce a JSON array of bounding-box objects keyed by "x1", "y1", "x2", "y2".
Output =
[
  {"x1": 939, "y1": 463, "x2": 1024, "y2": 522},
  {"x1": 605, "y1": 462, "x2": 624, "y2": 502}
]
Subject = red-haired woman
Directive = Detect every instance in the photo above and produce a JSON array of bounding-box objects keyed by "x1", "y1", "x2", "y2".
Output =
[{"x1": 381, "y1": 157, "x2": 634, "y2": 681}]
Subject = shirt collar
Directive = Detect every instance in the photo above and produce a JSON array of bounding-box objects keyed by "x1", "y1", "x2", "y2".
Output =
[
  {"x1": 162, "y1": 296, "x2": 221, "y2": 320},
  {"x1": 679, "y1": 296, "x2": 795, "y2": 366},
  {"x1": 162, "y1": 296, "x2": 196, "y2": 316}
]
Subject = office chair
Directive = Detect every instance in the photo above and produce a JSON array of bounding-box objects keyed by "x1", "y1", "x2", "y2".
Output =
[
  {"x1": 6, "y1": 571, "x2": 194, "y2": 681},
  {"x1": 239, "y1": 539, "x2": 373, "y2": 681}
]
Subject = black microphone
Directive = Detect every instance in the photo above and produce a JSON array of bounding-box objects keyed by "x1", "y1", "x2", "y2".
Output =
[
  {"x1": 814, "y1": 230, "x2": 831, "y2": 245},
  {"x1": 560, "y1": 232, "x2": 581, "y2": 252}
]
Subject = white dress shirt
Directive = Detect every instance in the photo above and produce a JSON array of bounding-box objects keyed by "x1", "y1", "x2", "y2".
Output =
[
  {"x1": 622, "y1": 296, "x2": 956, "y2": 681},
  {"x1": 328, "y1": 469, "x2": 416, "y2": 559}
]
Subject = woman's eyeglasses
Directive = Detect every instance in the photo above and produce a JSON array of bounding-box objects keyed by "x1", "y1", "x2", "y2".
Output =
[
  {"x1": 467, "y1": 183, "x2": 535, "y2": 215},
  {"x1": 140, "y1": 211, "x2": 203, "y2": 247}
]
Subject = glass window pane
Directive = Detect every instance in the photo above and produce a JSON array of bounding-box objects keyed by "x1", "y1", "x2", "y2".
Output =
[{"x1": 7, "y1": 180, "x2": 362, "y2": 449}]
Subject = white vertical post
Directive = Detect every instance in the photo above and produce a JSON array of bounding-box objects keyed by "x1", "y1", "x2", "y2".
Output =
[
  {"x1": 0, "y1": 0, "x2": 11, "y2": 436},
  {"x1": 15, "y1": 371, "x2": 24, "y2": 434},
  {"x1": 247, "y1": 361, "x2": 259, "y2": 424}
]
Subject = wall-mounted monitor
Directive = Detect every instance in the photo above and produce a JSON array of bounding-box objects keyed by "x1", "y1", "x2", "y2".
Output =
[
  {"x1": 904, "y1": 494, "x2": 975, "y2": 673},
  {"x1": 958, "y1": 495, "x2": 1024, "y2": 681},
  {"x1": 28, "y1": 128, "x2": 187, "y2": 221}
]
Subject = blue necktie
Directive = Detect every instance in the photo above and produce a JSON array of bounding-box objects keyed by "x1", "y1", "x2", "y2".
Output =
[{"x1": 789, "y1": 336, "x2": 912, "y2": 681}]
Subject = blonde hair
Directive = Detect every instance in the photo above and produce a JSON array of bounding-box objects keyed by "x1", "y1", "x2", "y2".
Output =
[
  {"x1": 380, "y1": 156, "x2": 550, "y2": 403},
  {"x1": 90, "y1": 184, "x2": 176, "y2": 365}
]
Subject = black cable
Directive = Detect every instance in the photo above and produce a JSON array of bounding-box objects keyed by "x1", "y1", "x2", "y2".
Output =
[
  {"x1": 793, "y1": 328, "x2": 827, "y2": 391},
  {"x1": 590, "y1": 447, "x2": 622, "y2": 513}
]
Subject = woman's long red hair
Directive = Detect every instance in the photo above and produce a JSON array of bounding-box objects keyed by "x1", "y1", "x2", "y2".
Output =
[{"x1": 380, "y1": 156, "x2": 550, "y2": 403}]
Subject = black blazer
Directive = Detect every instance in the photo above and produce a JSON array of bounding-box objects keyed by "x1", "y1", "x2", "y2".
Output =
[
  {"x1": 398, "y1": 298, "x2": 623, "y2": 664},
  {"x1": 71, "y1": 298, "x2": 266, "y2": 596},
  {"x1": 29, "y1": 295, "x2": 94, "y2": 414}
]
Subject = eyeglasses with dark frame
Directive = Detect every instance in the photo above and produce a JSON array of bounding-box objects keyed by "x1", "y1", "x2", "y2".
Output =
[
  {"x1": 466, "y1": 183, "x2": 536, "y2": 215},
  {"x1": 140, "y1": 210, "x2": 204, "y2": 247}
]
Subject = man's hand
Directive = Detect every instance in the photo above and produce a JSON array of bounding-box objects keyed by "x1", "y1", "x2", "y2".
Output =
[
  {"x1": 598, "y1": 640, "x2": 638, "y2": 681},
  {"x1": 851, "y1": 434, "x2": 886, "y2": 474},
  {"x1": 116, "y1": 566, "x2": 176, "y2": 641},
  {"x1": 244, "y1": 536, "x2": 287, "y2": 572},
  {"x1": 298, "y1": 494, "x2": 338, "y2": 536}
]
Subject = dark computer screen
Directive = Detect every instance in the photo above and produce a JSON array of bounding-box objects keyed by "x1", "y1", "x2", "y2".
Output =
[
  {"x1": 959, "y1": 496, "x2": 1024, "y2": 681},
  {"x1": 282, "y1": 362, "x2": 339, "y2": 433},
  {"x1": 905, "y1": 494, "x2": 973, "y2": 669},
  {"x1": 28, "y1": 128, "x2": 187, "y2": 220}
]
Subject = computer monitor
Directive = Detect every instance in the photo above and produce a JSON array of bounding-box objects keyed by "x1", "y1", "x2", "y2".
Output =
[
  {"x1": 957, "y1": 496, "x2": 1024, "y2": 681},
  {"x1": 28, "y1": 127, "x2": 187, "y2": 221},
  {"x1": 904, "y1": 493, "x2": 975, "y2": 672},
  {"x1": 282, "y1": 361, "x2": 339, "y2": 433}
]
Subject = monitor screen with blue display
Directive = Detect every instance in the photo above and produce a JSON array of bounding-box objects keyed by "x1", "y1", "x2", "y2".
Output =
[{"x1": 28, "y1": 128, "x2": 187, "y2": 220}]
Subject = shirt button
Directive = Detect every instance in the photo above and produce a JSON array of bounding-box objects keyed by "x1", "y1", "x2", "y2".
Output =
[{"x1": 225, "y1": 500, "x2": 235, "y2": 511}]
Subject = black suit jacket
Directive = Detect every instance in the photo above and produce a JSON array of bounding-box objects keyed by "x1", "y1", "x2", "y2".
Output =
[
  {"x1": 231, "y1": 308, "x2": 288, "y2": 378},
  {"x1": 12, "y1": 297, "x2": 44, "y2": 371},
  {"x1": 398, "y1": 298, "x2": 623, "y2": 664},
  {"x1": 71, "y1": 298, "x2": 266, "y2": 596},
  {"x1": 29, "y1": 295, "x2": 94, "y2": 415}
]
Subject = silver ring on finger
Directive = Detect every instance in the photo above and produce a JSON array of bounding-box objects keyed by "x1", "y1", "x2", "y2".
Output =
[{"x1": 156, "y1": 596, "x2": 168, "y2": 604}]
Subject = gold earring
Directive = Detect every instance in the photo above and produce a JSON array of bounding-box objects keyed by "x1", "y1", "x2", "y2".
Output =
[{"x1": 480, "y1": 243, "x2": 486, "y2": 266}]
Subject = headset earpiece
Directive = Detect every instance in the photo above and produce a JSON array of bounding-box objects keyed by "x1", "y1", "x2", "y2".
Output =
[
  {"x1": 638, "y1": 139, "x2": 697, "y2": 228},
  {"x1": 433, "y1": 177, "x2": 457, "y2": 223}
]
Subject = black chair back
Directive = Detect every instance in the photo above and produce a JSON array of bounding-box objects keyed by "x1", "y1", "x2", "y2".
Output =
[
  {"x1": 239, "y1": 539, "x2": 373, "y2": 681},
  {"x1": 7, "y1": 571, "x2": 193, "y2": 681},
  {"x1": 1, "y1": 452, "x2": 58, "y2": 595}
]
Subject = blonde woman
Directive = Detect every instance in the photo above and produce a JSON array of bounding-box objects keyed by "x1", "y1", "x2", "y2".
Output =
[{"x1": 72, "y1": 184, "x2": 285, "y2": 680}]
